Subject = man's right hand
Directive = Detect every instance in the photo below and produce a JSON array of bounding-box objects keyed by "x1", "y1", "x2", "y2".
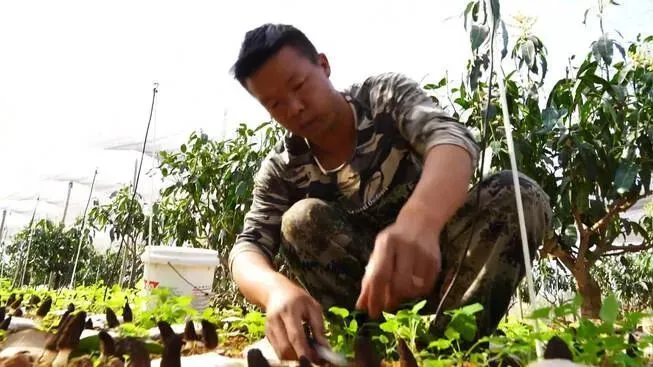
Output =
[{"x1": 264, "y1": 281, "x2": 329, "y2": 362}]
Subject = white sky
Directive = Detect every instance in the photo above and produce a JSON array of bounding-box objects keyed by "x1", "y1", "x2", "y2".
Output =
[{"x1": 0, "y1": 0, "x2": 651, "y2": 249}]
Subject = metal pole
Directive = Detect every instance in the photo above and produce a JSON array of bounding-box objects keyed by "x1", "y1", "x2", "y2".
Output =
[
  {"x1": 20, "y1": 197, "x2": 40, "y2": 287},
  {"x1": 69, "y1": 169, "x2": 98, "y2": 288},
  {"x1": 61, "y1": 181, "x2": 73, "y2": 226},
  {"x1": 0, "y1": 210, "x2": 6, "y2": 242},
  {"x1": 161, "y1": 211, "x2": 167, "y2": 246},
  {"x1": 147, "y1": 203, "x2": 153, "y2": 248},
  {"x1": 148, "y1": 83, "x2": 157, "y2": 249},
  {"x1": 0, "y1": 210, "x2": 6, "y2": 273},
  {"x1": 121, "y1": 161, "x2": 139, "y2": 287},
  {"x1": 119, "y1": 243, "x2": 127, "y2": 287},
  {"x1": 518, "y1": 285, "x2": 524, "y2": 319},
  {"x1": 0, "y1": 225, "x2": 8, "y2": 278},
  {"x1": 133, "y1": 159, "x2": 138, "y2": 189}
]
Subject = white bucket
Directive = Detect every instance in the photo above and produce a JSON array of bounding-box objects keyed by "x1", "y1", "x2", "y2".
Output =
[{"x1": 140, "y1": 245, "x2": 220, "y2": 312}]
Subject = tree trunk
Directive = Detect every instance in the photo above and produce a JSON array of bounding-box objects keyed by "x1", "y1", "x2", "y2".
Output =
[{"x1": 574, "y1": 266, "x2": 603, "y2": 318}]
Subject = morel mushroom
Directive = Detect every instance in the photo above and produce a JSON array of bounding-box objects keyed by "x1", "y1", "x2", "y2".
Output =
[{"x1": 106, "y1": 307, "x2": 120, "y2": 328}]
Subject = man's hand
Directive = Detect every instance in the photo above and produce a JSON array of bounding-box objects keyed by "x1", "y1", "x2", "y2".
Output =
[
  {"x1": 265, "y1": 281, "x2": 329, "y2": 362},
  {"x1": 355, "y1": 200, "x2": 442, "y2": 319}
]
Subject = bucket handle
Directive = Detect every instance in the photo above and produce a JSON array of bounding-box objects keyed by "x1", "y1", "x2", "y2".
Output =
[{"x1": 166, "y1": 261, "x2": 212, "y2": 297}]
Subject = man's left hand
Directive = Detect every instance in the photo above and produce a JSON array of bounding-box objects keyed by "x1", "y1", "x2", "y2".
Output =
[{"x1": 355, "y1": 203, "x2": 442, "y2": 319}]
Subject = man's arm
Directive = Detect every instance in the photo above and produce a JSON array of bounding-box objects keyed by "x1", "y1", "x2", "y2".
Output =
[
  {"x1": 229, "y1": 155, "x2": 330, "y2": 360},
  {"x1": 365, "y1": 72, "x2": 479, "y2": 227},
  {"x1": 231, "y1": 252, "x2": 297, "y2": 309},
  {"x1": 399, "y1": 144, "x2": 473, "y2": 235},
  {"x1": 355, "y1": 73, "x2": 480, "y2": 317},
  {"x1": 228, "y1": 155, "x2": 293, "y2": 309}
]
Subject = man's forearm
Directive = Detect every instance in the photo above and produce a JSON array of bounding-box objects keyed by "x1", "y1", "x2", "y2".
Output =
[
  {"x1": 399, "y1": 144, "x2": 474, "y2": 232},
  {"x1": 231, "y1": 251, "x2": 294, "y2": 309}
]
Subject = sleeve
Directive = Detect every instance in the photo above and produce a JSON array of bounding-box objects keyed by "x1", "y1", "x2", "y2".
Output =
[
  {"x1": 363, "y1": 72, "x2": 480, "y2": 169},
  {"x1": 228, "y1": 153, "x2": 290, "y2": 275}
]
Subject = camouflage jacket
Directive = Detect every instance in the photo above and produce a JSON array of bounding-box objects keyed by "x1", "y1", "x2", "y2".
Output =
[{"x1": 228, "y1": 72, "x2": 480, "y2": 274}]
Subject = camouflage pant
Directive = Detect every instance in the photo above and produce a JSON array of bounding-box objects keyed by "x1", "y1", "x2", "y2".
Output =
[{"x1": 278, "y1": 170, "x2": 552, "y2": 339}]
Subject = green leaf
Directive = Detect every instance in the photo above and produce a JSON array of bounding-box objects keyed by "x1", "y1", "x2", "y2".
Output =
[
  {"x1": 490, "y1": 0, "x2": 500, "y2": 25},
  {"x1": 411, "y1": 299, "x2": 427, "y2": 314},
  {"x1": 593, "y1": 35, "x2": 614, "y2": 66},
  {"x1": 428, "y1": 338, "x2": 452, "y2": 350},
  {"x1": 622, "y1": 311, "x2": 646, "y2": 330},
  {"x1": 541, "y1": 107, "x2": 565, "y2": 131},
  {"x1": 540, "y1": 53, "x2": 548, "y2": 81},
  {"x1": 329, "y1": 306, "x2": 349, "y2": 319},
  {"x1": 379, "y1": 318, "x2": 399, "y2": 333},
  {"x1": 235, "y1": 180, "x2": 248, "y2": 198},
  {"x1": 614, "y1": 42, "x2": 626, "y2": 60},
  {"x1": 614, "y1": 161, "x2": 639, "y2": 194},
  {"x1": 180, "y1": 144, "x2": 187, "y2": 153},
  {"x1": 444, "y1": 327, "x2": 460, "y2": 341},
  {"x1": 348, "y1": 319, "x2": 358, "y2": 333},
  {"x1": 521, "y1": 39, "x2": 535, "y2": 68},
  {"x1": 469, "y1": 58, "x2": 483, "y2": 91},
  {"x1": 463, "y1": 1, "x2": 477, "y2": 30},
  {"x1": 448, "y1": 313, "x2": 477, "y2": 342},
  {"x1": 528, "y1": 306, "x2": 551, "y2": 319},
  {"x1": 554, "y1": 301, "x2": 580, "y2": 318},
  {"x1": 470, "y1": 24, "x2": 489, "y2": 51},
  {"x1": 500, "y1": 20, "x2": 509, "y2": 59},
  {"x1": 460, "y1": 303, "x2": 483, "y2": 315},
  {"x1": 599, "y1": 293, "x2": 619, "y2": 324}
]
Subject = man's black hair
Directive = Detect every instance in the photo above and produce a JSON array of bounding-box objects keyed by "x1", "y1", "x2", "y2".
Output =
[{"x1": 231, "y1": 23, "x2": 319, "y2": 87}]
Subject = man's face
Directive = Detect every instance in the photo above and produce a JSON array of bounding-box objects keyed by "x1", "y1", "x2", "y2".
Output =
[{"x1": 244, "y1": 45, "x2": 338, "y2": 140}]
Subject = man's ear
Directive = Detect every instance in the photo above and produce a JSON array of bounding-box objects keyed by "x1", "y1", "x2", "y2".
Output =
[{"x1": 318, "y1": 53, "x2": 331, "y2": 77}]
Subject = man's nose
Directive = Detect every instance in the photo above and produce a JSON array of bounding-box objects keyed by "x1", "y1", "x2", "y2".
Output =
[{"x1": 287, "y1": 95, "x2": 305, "y2": 118}]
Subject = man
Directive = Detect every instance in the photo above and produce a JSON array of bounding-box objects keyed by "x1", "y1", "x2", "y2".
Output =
[{"x1": 228, "y1": 23, "x2": 552, "y2": 363}]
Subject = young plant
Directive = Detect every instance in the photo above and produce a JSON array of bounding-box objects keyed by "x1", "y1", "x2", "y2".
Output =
[{"x1": 325, "y1": 306, "x2": 362, "y2": 358}]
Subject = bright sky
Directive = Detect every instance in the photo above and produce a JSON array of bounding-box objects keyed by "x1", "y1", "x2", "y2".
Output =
[{"x1": 0, "y1": 0, "x2": 651, "y2": 250}]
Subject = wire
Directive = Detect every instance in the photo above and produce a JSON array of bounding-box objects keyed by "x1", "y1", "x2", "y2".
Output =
[
  {"x1": 497, "y1": 59, "x2": 543, "y2": 359},
  {"x1": 103, "y1": 84, "x2": 159, "y2": 301},
  {"x1": 69, "y1": 169, "x2": 98, "y2": 288},
  {"x1": 166, "y1": 262, "x2": 211, "y2": 297}
]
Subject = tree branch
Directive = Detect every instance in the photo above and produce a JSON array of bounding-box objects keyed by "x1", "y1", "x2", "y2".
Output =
[
  {"x1": 589, "y1": 195, "x2": 642, "y2": 234},
  {"x1": 574, "y1": 207, "x2": 590, "y2": 259},
  {"x1": 541, "y1": 290, "x2": 558, "y2": 307},
  {"x1": 541, "y1": 234, "x2": 577, "y2": 272},
  {"x1": 601, "y1": 242, "x2": 653, "y2": 257},
  {"x1": 589, "y1": 236, "x2": 611, "y2": 261}
]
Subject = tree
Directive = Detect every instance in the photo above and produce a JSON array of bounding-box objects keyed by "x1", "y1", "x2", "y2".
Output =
[
  {"x1": 157, "y1": 123, "x2": 284, "y2": 255},
  {"x1": 428, "y1": 0, "x2": 653, "y2": 317},
  {"x1": 80, "y1": 247, "x2": 124, "y2": 287},
  {"x1": 156, "y1": 121, "x2": 284, "y2": 304},
  {"x1": 4, "y1": 218, "x2": 95, "y2": 288},
  {"x1": 523, "y1": 258, "x2": 578, "y2": 308},
  {"x1": 86, "y1": 185, "x2": 159, "y2": 288},
  {"x1": 592, "y1": 250, "x2": 653, "y2": 312}
]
